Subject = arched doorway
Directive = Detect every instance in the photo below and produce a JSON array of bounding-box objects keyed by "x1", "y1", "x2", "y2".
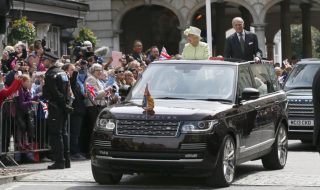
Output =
[
  {"x1": 120, "y1": 5, "x2": 180, "y2": 55},
  {"x1": 265, "y1": 0, "x2": 320, "y2": 61},
  {"x1": 191, "y1": 2, "x2": 253, "y2": 56}
]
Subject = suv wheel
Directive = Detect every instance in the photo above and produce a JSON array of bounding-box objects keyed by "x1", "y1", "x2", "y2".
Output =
[
  {"x1": 206, "y1": 134, "x2": 236, "y2": 187},
  {"x1": 92, "y1": 165, "x2": 122, "y2": 185},
  {"x1": 262, "y1": 123, "x2": 288, "y2": 170}
]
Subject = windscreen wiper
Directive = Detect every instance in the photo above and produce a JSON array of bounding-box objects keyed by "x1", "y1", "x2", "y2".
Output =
[
  {"x1": 195, "y1": 98, "x2": 232, "y2": 103},
  {"x1": 155, "y1": 97, "x2": 187, "y2": 100}
]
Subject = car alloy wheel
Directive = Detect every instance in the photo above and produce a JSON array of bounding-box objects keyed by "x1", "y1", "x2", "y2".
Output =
[
  {"x1": 223, "y1": 137, "x2": 236, "y2": 183},
  {"x1": 261, "y1": 123, "x2": 288, "y2": 170},
  {"x1": 277, "y1": 126, "x2": 288, "y2": 166}
]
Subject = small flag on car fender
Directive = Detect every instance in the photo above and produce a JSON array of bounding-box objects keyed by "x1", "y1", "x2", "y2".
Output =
[{"x1": 142, "y1": 84, "x2": 154, "y2": 111}]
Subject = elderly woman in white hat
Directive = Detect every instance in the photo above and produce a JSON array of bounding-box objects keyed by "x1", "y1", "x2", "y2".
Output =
[{"x1": 182, "y1": 26, "x2": 211, "y2": 60}]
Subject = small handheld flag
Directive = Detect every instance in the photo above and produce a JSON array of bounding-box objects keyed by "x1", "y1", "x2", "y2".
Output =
[
  {"x1": 86, "y1": 83, "x2": 97, "y2": 100},
  {"x1": 39, "y1": 101, "x2": 48, "y2": 119},
  {"x1": 159, "y1": 47, "x2": 171, "y2": 60}
]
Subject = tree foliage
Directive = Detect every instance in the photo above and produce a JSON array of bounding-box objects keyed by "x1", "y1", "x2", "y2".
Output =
[
  {"x1": 291, "y1": 24, "x2": 320, "y2": 58},
  {"x1": 8, "y1": 16, "x2": 36, "y2": 45},
  {"x1": 75, "y1": 27, "x2": 97, "y2": 47}
]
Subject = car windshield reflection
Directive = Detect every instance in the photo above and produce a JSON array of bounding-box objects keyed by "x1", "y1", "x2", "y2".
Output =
[{"x1": 128, "y1": 63, "x2": 236, "y2": 103}]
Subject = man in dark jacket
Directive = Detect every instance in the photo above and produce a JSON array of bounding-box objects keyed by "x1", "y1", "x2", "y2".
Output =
[
  {"x1": 312, "y1": 67, "x2": 320, "y2": 153},
  {"x1": 224, "y1": 17, "x2": 262, "y2": 61},
  {"x1": 42, "y1": 52, "x2": 71, "y2": 169}
]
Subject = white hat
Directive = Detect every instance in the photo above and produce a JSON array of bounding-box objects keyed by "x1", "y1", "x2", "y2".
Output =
[
  {"x1": 184, "y1": 26, "x2": 202, "y2": 39},
  {"x1": 83, "y1": 40, "x2": 93, "y2": 48}
]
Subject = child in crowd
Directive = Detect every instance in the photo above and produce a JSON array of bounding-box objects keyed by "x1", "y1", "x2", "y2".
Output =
[{"x1": 15, "y1": 74, "x2": 39, "y2": 151}]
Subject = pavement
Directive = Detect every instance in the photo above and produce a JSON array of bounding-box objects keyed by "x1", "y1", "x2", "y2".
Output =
[{"x1": 0, "y1": 140, "x2": 319, "y2": 189}]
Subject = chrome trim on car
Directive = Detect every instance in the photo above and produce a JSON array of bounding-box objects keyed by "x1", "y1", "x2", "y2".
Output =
[
  {"x1": 180, "y1": 143, "x2": 207, "y2": 150},
  {"x1": 240, "y1": 138, "x2": 275, "y2": 153},
  {"x1": 95, "y1": 155, "x2": 203, "y2": 163},
  {"x1": 93, "y1": 140, "x2": 111, "y2": 147},
  {"x1": 288, "y1": 130, "x2": 313, "y2": 133}
]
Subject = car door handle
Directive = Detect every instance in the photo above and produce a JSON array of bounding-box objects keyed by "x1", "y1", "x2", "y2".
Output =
[
  {"x1": 275, "y1": 101, "x2": 280, "y2": 104},
  {"x1": 255, "y1": 106, "x2": 261, "y2": 110}
]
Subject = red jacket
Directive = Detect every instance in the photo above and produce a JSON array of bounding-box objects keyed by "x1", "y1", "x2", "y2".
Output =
[{"x1": 0, "y1": 79, "x2": 22, "y2": 105}]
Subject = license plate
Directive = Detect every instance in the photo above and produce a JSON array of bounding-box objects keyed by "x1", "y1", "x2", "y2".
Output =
[{"x1": 288, "y1": 120, "x2": 314, "y2": 126}]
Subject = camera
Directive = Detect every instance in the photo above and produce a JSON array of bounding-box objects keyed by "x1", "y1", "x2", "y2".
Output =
[
  {"x1": 41, "y1": 39, "x2": 51, "y2": 52},
  {"x1": 80, "y1": 59, "x2": 88, "y2": 65},
  {"x1": 111, "y1": 85, "x2": 117, "y2": 93}
]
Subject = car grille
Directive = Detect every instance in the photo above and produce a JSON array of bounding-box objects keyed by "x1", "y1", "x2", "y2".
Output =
[
  {"x1": 288, "y1": 102, "x2": 314, "y2": 118},
  {"x1": 93, "y1": 140, "x2": 111, "y2": 148},
  {"x1": 116, "y1": 120, "x2": 180, "y2": 137},
  {"x1": 180, "y1": 143, "x2": 207, "y2": 150}
]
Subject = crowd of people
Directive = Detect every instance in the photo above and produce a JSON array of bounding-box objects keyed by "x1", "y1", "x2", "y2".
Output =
[
  {"x1": 0, "y1": 16, "x2": 304, "y2": 168},
  {"x1": 0, "y1": 36, "x2": 169, "y2": 167}
]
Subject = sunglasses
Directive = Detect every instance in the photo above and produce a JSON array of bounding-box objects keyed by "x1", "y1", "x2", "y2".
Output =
[{"x1": 115, "y1": 70, "x2": 124, "y2": 74}]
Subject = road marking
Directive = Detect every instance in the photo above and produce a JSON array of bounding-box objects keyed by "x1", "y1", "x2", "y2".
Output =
[{"x1": 4, "y1": 185, "x2": 20, "y2": 190}]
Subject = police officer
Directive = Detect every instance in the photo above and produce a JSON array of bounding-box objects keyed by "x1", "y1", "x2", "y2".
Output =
[{"x1": 42, "y1": 51, "x2": 72, "y2": 169}]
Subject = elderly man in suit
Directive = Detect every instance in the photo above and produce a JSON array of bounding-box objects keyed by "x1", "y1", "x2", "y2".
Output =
[{"x1": 224, "y1": 17, "x2": 262, "y2": 62}]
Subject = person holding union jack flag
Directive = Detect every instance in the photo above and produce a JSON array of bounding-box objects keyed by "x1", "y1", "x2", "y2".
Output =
[{"x1": 82, "y1": 64, "x2": 111, "y2": 157}]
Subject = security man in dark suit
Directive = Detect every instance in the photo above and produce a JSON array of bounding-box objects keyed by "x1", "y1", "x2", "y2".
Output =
[
  {"x1": 42, "y1": 51, "x2": 71, "y2": 169},
  {"x1": 224, "y1": 17, "x2": 262, "y2": 61},
  {"x1": 312, "y1": 67, "x2": 320, "y2": 153}
]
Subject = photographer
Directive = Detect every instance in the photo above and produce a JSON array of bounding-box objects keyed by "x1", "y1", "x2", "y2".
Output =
[
  {"x1": 1, "y1": 46, "x2": 15, "y2": 73},
  {"x1": 10, "y1": 42, "x2": 28, "y2": 71}
]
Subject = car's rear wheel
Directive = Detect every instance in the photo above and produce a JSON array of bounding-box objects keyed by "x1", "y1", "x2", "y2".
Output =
[
  {"x1": 206, "y1": 134, "x2": 236, "y2": 187},
  {"x1": 262, "y1": 123, "x2": 288, "y2": 170},
  {"x1": 92, "y1": 165, "x2": 122, "y2": 185}
]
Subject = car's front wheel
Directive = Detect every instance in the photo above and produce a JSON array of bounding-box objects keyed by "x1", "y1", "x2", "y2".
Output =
[
  {"x1": 206, "y1": 134, "x2": 236, "y2": 187},
  {"x1": 92, "y1": 165, "x2": 122, "y2": 185},
  {"x1": 262, "y1": 123, "x2": 288, "y2": 170}
]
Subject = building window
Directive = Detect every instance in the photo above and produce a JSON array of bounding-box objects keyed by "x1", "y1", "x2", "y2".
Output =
[{"x1": 46, "y1": 26, "x2": 60, "y2": 57}]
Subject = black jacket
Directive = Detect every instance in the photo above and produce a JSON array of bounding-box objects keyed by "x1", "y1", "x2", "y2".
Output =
[
  {"x1": 312, "y1": 67, "x2": 320, "y2": 148},
  {"x1": 70, "y1": 71, "x2": 86, "y2": 114},
  {"x1": 224, "y1": 30, "x2": 262, "y2": 61},
  {"x1": 43, "y1": 66, "x2": 69, "y2": 108}
]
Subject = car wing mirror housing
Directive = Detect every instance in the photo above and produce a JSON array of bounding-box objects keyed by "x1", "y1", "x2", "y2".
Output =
[
  {"x1": 119, "y1": 85, "x2": 131, "y2": 101},
  {"x1": 241, "y1": 88, "x2": 260, "y2": 101}
]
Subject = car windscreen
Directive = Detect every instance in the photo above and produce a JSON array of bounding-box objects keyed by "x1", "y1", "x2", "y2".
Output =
[
  {"x1": 128, "y1": 63, "x2": 236, "y2": 102},
  {"x1": 284, "y1": 64, "x2": 320, "y2": 90}
]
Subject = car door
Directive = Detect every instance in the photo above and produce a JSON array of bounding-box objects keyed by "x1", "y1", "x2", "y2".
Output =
[
  {"x1": 236, "y1": 65, "x2": 261, "y2": 158},
  {"x1": 250, "y1": 64, "x2": 276, "y2": 149}
]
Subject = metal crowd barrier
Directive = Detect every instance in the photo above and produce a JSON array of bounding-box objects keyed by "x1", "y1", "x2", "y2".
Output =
[{"x1": 0, "y1": 99, "x2": 70, "y2": 167}]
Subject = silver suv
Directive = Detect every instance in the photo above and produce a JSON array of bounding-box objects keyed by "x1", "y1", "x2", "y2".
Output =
[{"x1": 284, "y1": 60, "x2": 320, "y2": 143}]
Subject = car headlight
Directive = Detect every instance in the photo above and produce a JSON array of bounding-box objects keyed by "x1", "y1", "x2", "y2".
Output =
[
  {"x1": 95, "y1": 112, "x2": 116, "y2": 131},
  {"x1": 181, "y1": 120, "x2": 218, "y2": 133}
]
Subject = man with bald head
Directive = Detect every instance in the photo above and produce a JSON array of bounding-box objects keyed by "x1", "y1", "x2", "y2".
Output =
[{"x1": 224, "y1": 17, "x2": 262, "y2": 61}]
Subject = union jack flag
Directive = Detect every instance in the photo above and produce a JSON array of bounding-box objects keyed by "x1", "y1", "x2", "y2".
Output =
[
  {"x1": 86, "y1": 83, "x2": 97, "y2": 100},
  {"x1": 159, "y1": 47, "x2": 171, "y2": 60},
  {"x1": 39, "y1": 101, "x2": 48, "y2": 119}
]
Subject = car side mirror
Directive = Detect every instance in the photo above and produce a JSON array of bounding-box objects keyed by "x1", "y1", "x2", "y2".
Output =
[{"x1": 241, "y1": 88, "x2": 260, "y2": 101}]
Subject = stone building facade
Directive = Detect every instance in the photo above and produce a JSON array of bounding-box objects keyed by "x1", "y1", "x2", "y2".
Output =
[
  {"x1": 1, "y1": 0, "x2": 89, "y2": 57},
  {"x1": 81, "y1": 0, "x2": 320, "y2": 61}
]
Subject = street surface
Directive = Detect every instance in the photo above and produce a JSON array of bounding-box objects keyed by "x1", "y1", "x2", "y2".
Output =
[{"x1": 0, "y1": 140, "x2": 319, "y2": 190}]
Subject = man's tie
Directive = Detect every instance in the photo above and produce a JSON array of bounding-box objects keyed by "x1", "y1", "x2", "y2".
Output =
[{"x1": 239, "y1": 33, "x2": 245, "y2": 54}]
